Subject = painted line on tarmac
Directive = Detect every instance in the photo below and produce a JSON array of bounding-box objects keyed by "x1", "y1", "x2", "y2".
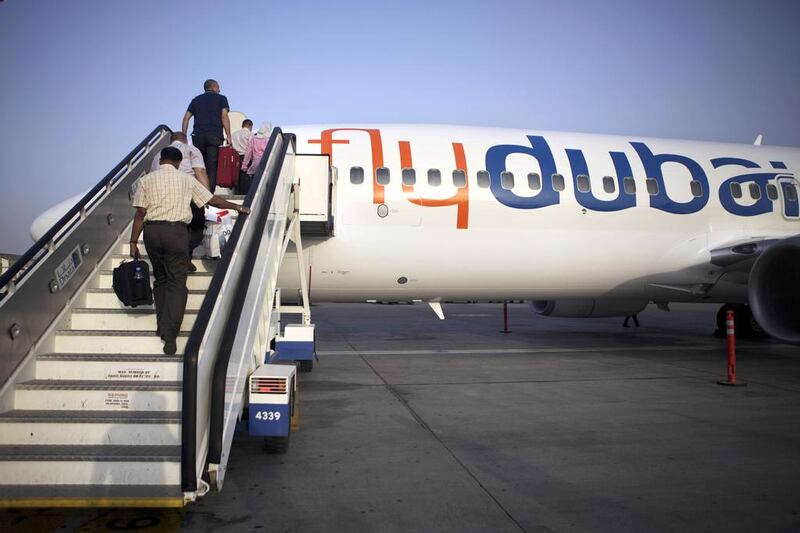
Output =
[{"x1": 317, "y1": 345, "x2": 720, "y2": 356}]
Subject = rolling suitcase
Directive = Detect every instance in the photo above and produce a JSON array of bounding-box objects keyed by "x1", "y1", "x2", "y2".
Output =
[
  {"x1": 112, "y1": 259, "x2": 154, "y2": 307},
  {"x1": 216, "y1": 146, "x2": 240, "y2": 189}
]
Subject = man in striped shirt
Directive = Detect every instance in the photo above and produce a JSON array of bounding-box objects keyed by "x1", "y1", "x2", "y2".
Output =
[{"x1": 130, "y1": 146, "x2": 249, "y2": 355}]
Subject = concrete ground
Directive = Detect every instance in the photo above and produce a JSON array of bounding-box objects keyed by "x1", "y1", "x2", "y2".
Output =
[
  {"x1": 186, "y1": 302, "x2": 800, "y2": 533},
  {"x1": 3, "y1": 302, "x2": 799, "y2": 532}
]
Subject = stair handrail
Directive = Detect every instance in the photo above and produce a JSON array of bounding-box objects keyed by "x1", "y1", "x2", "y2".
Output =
[
  {"x1": 205, "y1": 132, "x2": 296, "y2": 484},
  {"x1": 181, "y1": 127, "x2": 288, "y2": 495},
  {"x1": 0, "y1": 125, "x2": 171, "y2": 295},
  {"x1": 0, "y1": 126, "x2": 171, "y2": 393}
]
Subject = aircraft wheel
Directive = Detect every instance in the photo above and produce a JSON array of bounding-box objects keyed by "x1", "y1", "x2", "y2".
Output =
[{"x1": 716, "y1": 304, "x2": 761, "y2": 338}]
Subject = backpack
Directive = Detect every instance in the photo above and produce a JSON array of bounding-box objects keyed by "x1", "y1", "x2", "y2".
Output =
[{"x1": 113, "y1": 259, "x2": 154, "y2": 307}]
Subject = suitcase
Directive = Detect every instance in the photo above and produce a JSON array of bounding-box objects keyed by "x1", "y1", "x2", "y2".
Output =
[
  {"x1": 216, "y1": 146, "x2": 240, "y2": 188},
  {"x1": 112, "y1": 259, "x2": 154, "y2": 307}
]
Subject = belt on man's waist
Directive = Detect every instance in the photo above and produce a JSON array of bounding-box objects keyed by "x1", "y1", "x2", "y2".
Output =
[{"x1": 145, "y1": 220, "x2": 188, "y2": 227}]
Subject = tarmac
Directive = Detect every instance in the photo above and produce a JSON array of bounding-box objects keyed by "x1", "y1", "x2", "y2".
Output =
[{"x1": 3, "y1": 302, "x2": 800, "y2": 532}]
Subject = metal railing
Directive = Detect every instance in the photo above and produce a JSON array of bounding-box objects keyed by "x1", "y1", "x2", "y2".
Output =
[
  {"x1": 180, "y1": 128, "x2": 292, "y2": 497},
  {"x1": 0, "y1": 125, "x2": 171, "y2": 387},
  {"x1": 206, "y1": 132, "x2": 296, "y2": 488}
]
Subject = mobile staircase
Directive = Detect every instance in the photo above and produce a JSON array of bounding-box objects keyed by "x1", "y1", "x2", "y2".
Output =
[{"x1": 0, "y1": 125, "x2": 334, "y2": 507}]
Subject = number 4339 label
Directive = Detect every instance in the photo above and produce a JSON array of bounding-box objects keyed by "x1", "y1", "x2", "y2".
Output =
[{"x1": 255, "y1": 411, "x2": 281, "y2": 421}]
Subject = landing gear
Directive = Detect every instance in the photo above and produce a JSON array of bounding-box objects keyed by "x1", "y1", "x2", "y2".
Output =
[{"x1": 716, "y1": 303, "x2": 766, "y2": 338}]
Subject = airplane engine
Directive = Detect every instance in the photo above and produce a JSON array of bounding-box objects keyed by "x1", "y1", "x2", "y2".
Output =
[
  {"x1": 748, "y1": 236, "x2": 800, "y2": 343},
  {"x1": 530, "y1": 299, "x2": 648, "y2": 318}
]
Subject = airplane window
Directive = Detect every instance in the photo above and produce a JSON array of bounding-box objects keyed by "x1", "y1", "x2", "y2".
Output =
[
  {"x1": 350, "y1": 166, "x2": 364, "y2": 185},
  {"x1": 766, "y1": 183, "x2": 779, "y2": 200},
  {"x1": 402, "y1": 168, "x2": 416, "y2": 186},
  {"x1": 527, "y1": 172, "x2": 541, "y2": 191},
  {"x1": 477, "y1": 171, "x2": 490, "y2": 188},
  {"x1": 646, "y1": 178, "x2": 659, "y2": 195},
  {"x1": 453, "y1": 170, "x2": 467, "y2": 188},
  {"x1": 730, "y1": 182, "x2": 742, "y2": 199},
  {"x1": 552, "y1": 174, "x2": 565, "y2": 192},
  {"x1": 602, "y1": 176, "x2": 615, "y2": 194},
  {"x1": 786, "y1": 184, "x2": 798, "y2": 202},
  {"x1": 623, "y1": 177, "x2": 636, "y2": 194},
  {"x1": 501, "y1": 171, "x2": 515, "y2": 190},
  {"x1": 749, "y1": 183, "x2": 761, "y2": 200},
  {"x1": 376, "y1": 167, "x2": 390, "y2": 185},
  {"x1": 690, "y1": 180, "x2": 703, "y2": 198},
  {"x1": 576, "y1": 175, "x2": 591, "y2": 193},
  {"x1": 428, "y1": 169, "x2": 442, "y2": 187}
]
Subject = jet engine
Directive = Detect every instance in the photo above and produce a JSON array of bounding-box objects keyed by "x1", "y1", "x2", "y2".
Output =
[
  {"x1": 748, "y1": 236, "x2": 800, "y2": 343},
  {"x1": 530, "y1": 299, "x2": 648, "y2": 318}
]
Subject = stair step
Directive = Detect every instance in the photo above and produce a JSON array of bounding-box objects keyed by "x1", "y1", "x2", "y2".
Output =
[
  {"x1": 0, "y1": 410, "x2": 181, "y2": 445},
  {"x1": 0, "y1": 483, "x2": 184, "y2": 508},
  {"x1": 54, "y1": 329, "x2": 189, "y2": 354},
  {"x1": 85, "y1": 288, "x2": 206, "y2": 310},
  {"x1": 68, "y1": 308, "x2": 197, "y2": 332},
  {"x1": 15, "y1": 380, "x2": 181, "y2": 411},
  {"x1": 36, "y1": 353, "x2": 182, "y2": 380},
  {"x1": 0, "y1": 445, "x2": 180, "y2": 486},
  {"x1": 0, "y1": 410, "x2": 181, "y2": 444},
  {"x1": 96, "y1": 270, "x2": 212, "y2": 291},
  {"x1": 107, "y1": 255, "x2": 218, "y2": 273}
]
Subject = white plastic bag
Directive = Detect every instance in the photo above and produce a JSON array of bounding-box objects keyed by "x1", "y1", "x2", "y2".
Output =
[{"x1": 202, "y1": 207, "x2": 234, "y2": 258}]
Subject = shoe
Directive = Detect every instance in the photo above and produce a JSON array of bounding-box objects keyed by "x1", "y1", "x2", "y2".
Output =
[
  {"x1": 188, "y1": 262, "x2": 197, "y2": 273},
  {"x1": 163, "y1": 338, "x2": 177, "y2": 355}
]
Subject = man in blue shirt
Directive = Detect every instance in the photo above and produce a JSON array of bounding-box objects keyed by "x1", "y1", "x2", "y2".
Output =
[{"x1": 182, "y1": 79, "x2": 232, "y2": 192}]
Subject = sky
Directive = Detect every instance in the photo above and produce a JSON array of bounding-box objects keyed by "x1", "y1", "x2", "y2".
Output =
[{"x1": 0, "y1": 0, "x2": 798, "y2": 253}]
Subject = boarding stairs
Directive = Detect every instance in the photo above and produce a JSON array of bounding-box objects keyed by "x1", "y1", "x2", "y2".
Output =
[{"x1": 0, "y1": 126, "x2": 333, "y2": 507}]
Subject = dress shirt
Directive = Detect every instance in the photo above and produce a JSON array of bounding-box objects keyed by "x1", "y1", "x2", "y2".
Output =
[
  {"x1": 133, "y1": 165, "x2": 213, "y2": 223},
  {"x1": 151, "y1": 141, "x2": 206, "y2": 176},
  {"x1": 231, "y1": 128, "x2": 252, "y2": 155}
]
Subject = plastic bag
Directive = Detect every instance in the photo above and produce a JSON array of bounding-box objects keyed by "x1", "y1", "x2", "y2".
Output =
[{"x1": 202, "y1": 207, "x2": 233, "y2": 258}]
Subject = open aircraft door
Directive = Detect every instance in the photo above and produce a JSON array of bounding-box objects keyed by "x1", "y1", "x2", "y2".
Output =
[{"x1": 296, "y1": 153, "x2": 335, "y2": 236}]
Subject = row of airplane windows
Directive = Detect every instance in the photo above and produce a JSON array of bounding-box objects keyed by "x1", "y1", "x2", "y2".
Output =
[{"x1": 349, "y1": 166, "x2": 796, "y2": 201}]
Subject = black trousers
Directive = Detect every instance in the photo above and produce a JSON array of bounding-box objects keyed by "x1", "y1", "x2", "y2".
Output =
[
  {"x1": 192, "y1": 133, "x2": 222, "y2": 192},
  {"x1": 189, "y1": 203, "x2": 205, "y2": 255},
  {"x1": 143, "y1": 222, "x2": 190, "y2": 342}
]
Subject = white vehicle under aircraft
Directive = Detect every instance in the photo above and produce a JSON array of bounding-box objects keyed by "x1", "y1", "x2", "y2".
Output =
[{"x1": 3, "y1": 123, "x2": 797, "y2": 507}]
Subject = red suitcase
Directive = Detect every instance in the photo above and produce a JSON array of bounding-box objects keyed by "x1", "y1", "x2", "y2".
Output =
[{"x1": 216, "y1": 146, "x2": 240, "y2": 188}]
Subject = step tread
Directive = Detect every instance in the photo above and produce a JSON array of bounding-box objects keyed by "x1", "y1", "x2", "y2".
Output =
[
  {"x1": 110, "y1": 254, "x2": 221, "y2": 262},
  {"x1": 56, "y1": 329, "x2": 189, "y2": 337},
  {"x1": 98, "y1": 270, "x2": 213, "y2": 278},
  {"x1": 18, "y1": 379, "x2": 182, "y2": 391},
  {"x1": 0, "y1": 483, "x2": 183, "y2": 501},
  {"x1": 0, "y1": 444, "x2": 180, "y2": 461},
  {"x1": 86, "y1": 287, "x2": 208, "y2": 295},
  {"x1": 38, "y1": 353, "x2": 183, "y2": 362},
  {"x1": 0, "y1": 410, "x2": 181, "y2": 423}
]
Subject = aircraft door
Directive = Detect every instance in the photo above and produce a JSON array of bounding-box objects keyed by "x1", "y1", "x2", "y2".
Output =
[{"x1": 777, "y1": 176, "x2": 799, "y2": 219}]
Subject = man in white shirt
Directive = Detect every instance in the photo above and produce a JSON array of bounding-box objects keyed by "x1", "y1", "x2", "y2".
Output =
[
  {"x1": 150, "y1": 132, "x2": 210, "y2": 262},
  {"x1": 231, "y1": 119, "x2": 254, "y2": 194},
  {"x1": 230, "y1": 119, "x2": 253, "y2": 156}
]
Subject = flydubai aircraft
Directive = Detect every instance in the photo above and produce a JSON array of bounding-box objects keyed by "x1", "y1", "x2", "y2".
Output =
[{"x1": 31, "y1": 124, "x2": 800, "y2": 343}]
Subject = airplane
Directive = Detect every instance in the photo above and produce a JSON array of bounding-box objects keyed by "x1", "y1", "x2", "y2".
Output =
[{"x1": 30, "y1": 124, "x2": 800, "y2": 343}]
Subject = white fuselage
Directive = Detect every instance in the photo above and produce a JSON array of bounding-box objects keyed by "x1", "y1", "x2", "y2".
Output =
[{"x1": 281, "y1": 125, "x2": 800, "y2": 303}]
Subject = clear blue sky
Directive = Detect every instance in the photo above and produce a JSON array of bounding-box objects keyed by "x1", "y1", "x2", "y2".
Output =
[{"x1": 1, "y1": 0, "x2": 798, "y2": 253}]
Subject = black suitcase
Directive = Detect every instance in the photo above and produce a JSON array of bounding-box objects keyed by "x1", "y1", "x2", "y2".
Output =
[{"x1": 113, "y1": 259, "x2": 154, "y2": 307}]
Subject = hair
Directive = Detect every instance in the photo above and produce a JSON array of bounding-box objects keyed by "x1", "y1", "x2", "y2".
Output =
[
  {"x1": 203, "y1": 79, "x2": 218, "y2": 91},
  {"x1": 160, "y1": 146, "x2": 183, "y2": 163},
  {"x1": 170, "y1": 132, "x2": 187, "y2": 142},
  {"x1": 242, "y1": 119, "x2": 253, "y2": 127}
]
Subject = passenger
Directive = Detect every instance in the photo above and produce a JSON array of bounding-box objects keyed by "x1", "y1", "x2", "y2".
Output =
[
  {"x1": 129, "y1": 146, "x2": 250, "y2": 355},
  {"x1": 182, "y1": 79, "x2": 232, "y2": 193},
  {"x1": 231, "y1": 119, "x2": 253, "y2": 157},
  {"x1": 231, "y1": 119, "x2": 254, "y2": 195},
  {"x1": 623, "y1": 314, "x2": 640, "y2": 328},
  {"x1": 151, "y1": 132, "x2": 210, "y2": 265},
  {"x1": 240, "y1": 123, "x2": 271, "y2": 191}
]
